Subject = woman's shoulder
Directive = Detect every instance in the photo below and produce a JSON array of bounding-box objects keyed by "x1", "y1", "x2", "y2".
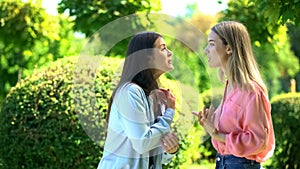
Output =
[
  {"x1": 234, "y1": 82, "x2": 270, "y2": 109},
  {"x1": 246, "y1": 81, "x2": 271, "y2": 111},
  {"x1": 251, "y1": 81, "x2": 267, "y2": 96},
  {"x1": 117, "y1": 82, "x2": 145, "y2": 97},
  {"x1": 114, "y1": 83, "x2": 148, "y2": 108},
  {"x1": 122, "y1": 82, "x2": 143, "y2": 92},
  {"x1": 251, "y1": 82, "x2": 270, "y2": 104},
  {"x1": 234, "y1": 81, "x2": 268, "y2": 100}
]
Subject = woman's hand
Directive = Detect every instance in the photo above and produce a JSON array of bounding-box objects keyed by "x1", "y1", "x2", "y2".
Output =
[
  {"x1": 159, "y1": 88, "x2": 175, "y2": 110},
  {"x1": 192, "y1": 106, "x2": 216, "y2": 136},
  {"x1": 192, "y1": 105, "x2": 225, "y2": 142},
  {"x1": 161, "y1": 132, "x2": 179, "y2": 154},
  {"x1": 192, "y1": 105, "x2": 215, "y2": 134}
]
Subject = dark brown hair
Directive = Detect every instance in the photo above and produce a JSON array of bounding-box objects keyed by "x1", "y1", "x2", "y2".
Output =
[{"x1": 105, "y1": 31, "x2": 162, "y2": 131}]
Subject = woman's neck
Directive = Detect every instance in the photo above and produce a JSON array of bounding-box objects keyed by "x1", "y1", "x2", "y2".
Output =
[
  {"x1": 153, "y1": 70, "x2": 163, "y2": 80},
  {"x1": 225, "y1": 80, "x2": 234, "y2": 96}
]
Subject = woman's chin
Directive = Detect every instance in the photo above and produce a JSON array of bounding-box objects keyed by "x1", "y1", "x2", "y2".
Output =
[{"x1": 167, "y1": 65, "x2": 174, "y2": 71}]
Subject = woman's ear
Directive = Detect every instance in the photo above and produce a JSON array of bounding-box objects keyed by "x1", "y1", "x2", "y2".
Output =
[{"x1": 226, "y1": 45, "x2": 232, "y2": 55}]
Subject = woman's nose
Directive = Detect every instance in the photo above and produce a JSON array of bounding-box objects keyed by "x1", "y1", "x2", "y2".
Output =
[
  {"x1": 204, "y1": 46, "x2": 208, "y2": 54},
  {"x1": 168, "y1": 49, "x2": 173, "y2": 57}
]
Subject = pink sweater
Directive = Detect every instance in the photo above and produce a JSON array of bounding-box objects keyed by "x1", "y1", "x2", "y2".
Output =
[{"x1": 212, "y1": 82, "x2": 275, "y2": 162}]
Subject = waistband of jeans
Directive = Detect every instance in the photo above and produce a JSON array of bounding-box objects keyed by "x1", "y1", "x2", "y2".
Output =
[{"x1": 216, "y1": 154, "x2": 259, "y2": 164}]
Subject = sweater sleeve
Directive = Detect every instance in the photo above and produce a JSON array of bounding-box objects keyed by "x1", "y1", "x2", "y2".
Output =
[
  {"x1": 118, "y1": 84, "x2": 175, "y2": 154},
  {"x1": 225, "y1": 91, "x2": 272, "y2": 157},
  {"x1": 161, "y1": 152, "x2": 176, "y2": 164}
]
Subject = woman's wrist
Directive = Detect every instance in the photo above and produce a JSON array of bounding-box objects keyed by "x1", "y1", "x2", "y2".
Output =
[
  {"x1": 212, "y1": 129, "x2": 226, "y2": 142},
  {"x1": 166, "y1": 105, "x2": 175, "y2": 110}
]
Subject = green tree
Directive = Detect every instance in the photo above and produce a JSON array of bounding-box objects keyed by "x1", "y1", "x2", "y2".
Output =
[
  {"x1": 220, "y1": 0, "x2": 299, "y2": 95},
  {"x1": 287, "y1": 24, "x2": 300, "y2": 91},
  {"x1": 221, "y1": 0, "x2": 281, "y2": 44},
  {"x1": 58, "y1": 0, "x2": 161, "y2": 37},
  {"x1": 220, "y1": 0, "x2": 300, "y2": 42},
  {"x1": 21, "y1": 14, "x2": 85, "y2": 77},
  {"x1": 0, "y1": 0, "x2": 84, "y2": 101},
  {"x1": 253, "y1": 0, "x2": 300, "y2": 26},
  {"x1": 57, "y1": 0, "x2": 161, "y2": 56},
  {"x1": 0, "y1": 0, "x2": 53, "y2": 100}
]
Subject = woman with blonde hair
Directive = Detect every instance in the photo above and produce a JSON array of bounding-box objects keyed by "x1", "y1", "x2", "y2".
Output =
[{"x1": 193, "y1": 21, "x2": 275, "y2": 169}]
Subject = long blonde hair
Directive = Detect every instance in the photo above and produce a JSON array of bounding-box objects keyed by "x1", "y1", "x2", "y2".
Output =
[{"x1": 212, "y1": 21, "x2": 268, "y2": 94}]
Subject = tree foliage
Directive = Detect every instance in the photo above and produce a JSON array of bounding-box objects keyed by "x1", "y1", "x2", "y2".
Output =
[
  {"x1": 220, "y1": 0, "x2": 299, "y2": 95},
  {"x1": 58, "y1": 0, "x2": 161, "y2": 37},
  {"x1": 0, "y1": 0, "x2": 52, "y2": 99},
  {"x1": 57, "y1": 0, "x2": 162, "y2": 56},
  {"x1": 221, "y1": 0, "x2": 281, "y2": 43},
  {"x1": 287, "y1": 24, "x2": 300, "y2": 58},
  {"x1": 253, "y1": 0, "x2": 300, "y2": 26},
  {"x1": 0, "y1": 0, "x2": 83, "y2": 101}
]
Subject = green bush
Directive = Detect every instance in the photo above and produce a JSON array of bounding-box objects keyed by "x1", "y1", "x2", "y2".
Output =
[
  {"x1": 0, "y1": 56, "x2": 197, "y2": 169},
  {"x1": 0, "y1": 56, "x2": 122, "y2": 169},
  {"x1": 267, "y1": 92, "x2": 300, "y2": 169}
]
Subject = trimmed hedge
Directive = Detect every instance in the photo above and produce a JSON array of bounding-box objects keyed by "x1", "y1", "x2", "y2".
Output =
[
  {"x1": 0, "y1": 56, "x2": 197, "y2": 169},
  {"x1": 0, "y1": 56, "x2": 118, "y2": 169},
  {"x1": 267, "y1": 92, "x2": 300, "y2": 169}
]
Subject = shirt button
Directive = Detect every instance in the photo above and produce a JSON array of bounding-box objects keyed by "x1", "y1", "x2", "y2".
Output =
[{"x1": 217, "y1": 157, "x2": 221, "y2": 161}]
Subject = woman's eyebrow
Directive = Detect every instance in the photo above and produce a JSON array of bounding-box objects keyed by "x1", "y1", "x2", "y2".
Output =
[{"x1": 160, "y1": 44, "x2": 166, "y2": 48}]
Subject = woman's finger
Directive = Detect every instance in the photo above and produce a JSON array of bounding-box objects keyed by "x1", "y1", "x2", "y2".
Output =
[
  {"x1": 202, "y1": 107, "x2": 207, "y2": 119},
  {"x1": 161, "y1": 140, "x2": 168, "y2": 150},
  {"x1": 207, "y1": 105, "x2": 215, "y2": 122},
  {"x1": 160, "y1": 88, "x2": 175, "y2": 98},
  {"x1": 163, "y1": 133, "x2": 178, "y2": 146},
  {"x1": 192, "y1": 111, "x2": 202, "y2": 123},
  {"x1": 162, "y1": 133, "x2": 179, "y2": 153},
  {"x1": 192, "y1": 111, "x2": 199, "y2": 116}
]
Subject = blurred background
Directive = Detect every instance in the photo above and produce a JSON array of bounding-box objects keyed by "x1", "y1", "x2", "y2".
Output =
[
  {"x1": 0, "y1": 0, "x2": 299, "y2": 169},
  {"x1": 0, "y1": 0, "x2": 299, "y2": 101}
]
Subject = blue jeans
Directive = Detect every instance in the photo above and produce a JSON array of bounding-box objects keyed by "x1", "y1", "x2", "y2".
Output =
[{"x1": 215, "y1": 154, "x2": 261, "y2": 169}]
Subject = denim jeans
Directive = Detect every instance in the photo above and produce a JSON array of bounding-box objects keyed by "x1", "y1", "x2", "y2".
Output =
[{"x1": 215, "y1": 154, "x2": 261, "y2": 169}]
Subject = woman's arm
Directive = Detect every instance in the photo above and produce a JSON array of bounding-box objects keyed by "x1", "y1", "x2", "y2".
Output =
[
  {"x1": 192, "y1": 105, "x2": 225, "y2": 141},
  {"x1": 224, "y1": 91, "x2": 272, "y2": 156},
  {"x1": 118, "y1": 84, "x2": 175, "y2": 154}
]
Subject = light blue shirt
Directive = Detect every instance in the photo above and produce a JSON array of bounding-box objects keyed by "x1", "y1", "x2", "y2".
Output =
[{"x1": 97, "y1": 83, "x2": 175, "y2": 169}]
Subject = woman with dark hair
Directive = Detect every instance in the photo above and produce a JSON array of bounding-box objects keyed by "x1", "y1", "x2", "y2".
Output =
[{"x1": 97, "y1": 31, "x2": 179, "y2": 169}]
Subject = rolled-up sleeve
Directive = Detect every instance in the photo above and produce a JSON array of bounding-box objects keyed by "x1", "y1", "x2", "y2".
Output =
[{"x1": 223, "y1": 90, "x2": 275, "y2": 162}]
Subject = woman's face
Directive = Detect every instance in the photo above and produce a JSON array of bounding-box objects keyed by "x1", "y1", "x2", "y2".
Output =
[
  {"x1": 204, "y1": 30, "x2": 229, "y2": 69},
  {"x1": 152, "y1": 37, "x2": 173, "y2": 72}
]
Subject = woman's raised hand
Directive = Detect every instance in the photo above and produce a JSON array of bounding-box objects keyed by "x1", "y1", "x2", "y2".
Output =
[
  {"x1": 192, "y1": 105, "x2": 216, "y2": 136},
  {"x1": 159, "y1": 88, "x2": 175, "y2": 110}
]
